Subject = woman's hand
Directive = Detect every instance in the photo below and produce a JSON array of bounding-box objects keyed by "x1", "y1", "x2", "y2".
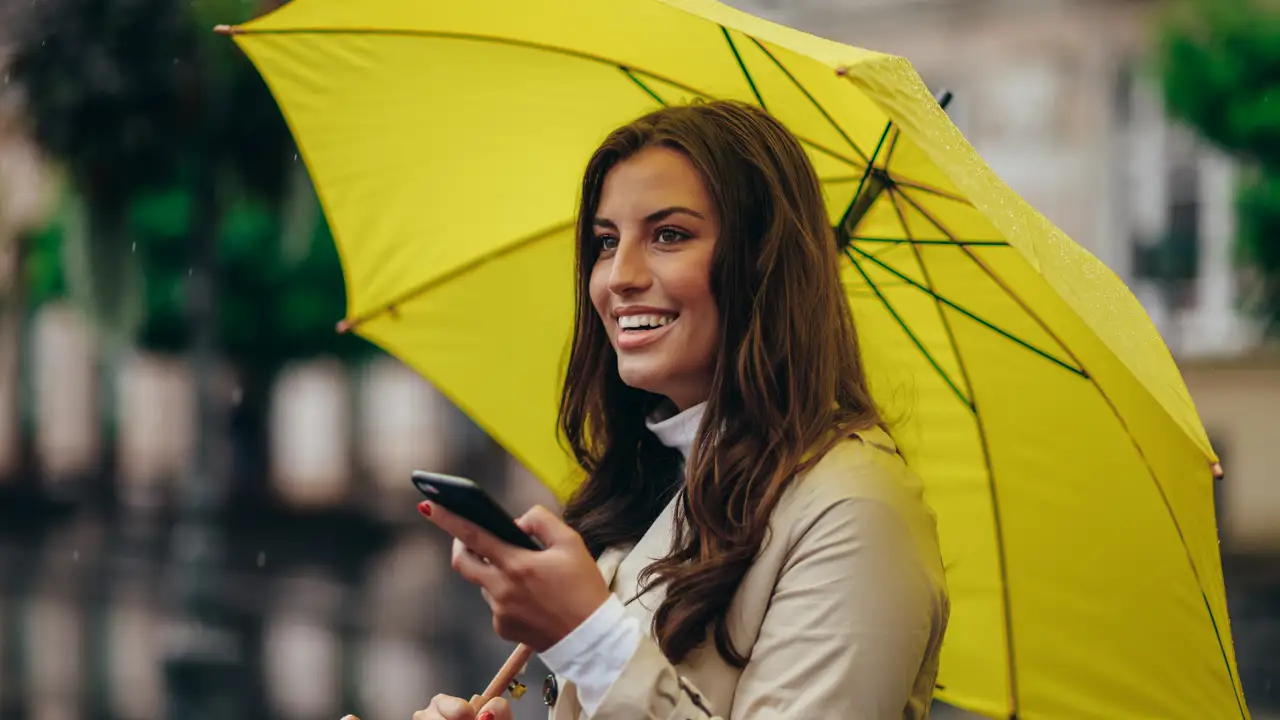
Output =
[
  {"x1": 420, "y1": 502, "x2": 611, "y2": 651},
  {"x1": 414, "y1": 694, "x2": 511, "y2": 720}
]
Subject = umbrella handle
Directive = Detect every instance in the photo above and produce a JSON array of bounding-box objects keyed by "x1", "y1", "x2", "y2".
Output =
[{"x1": 471, "y1": 644, "x2": 535, "y2": 712}]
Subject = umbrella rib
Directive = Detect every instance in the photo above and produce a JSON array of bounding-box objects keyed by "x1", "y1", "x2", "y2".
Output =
[
  {"x1": 337, "y1": 219, "x2": 576, "y2": 333},
  {"x1": 843, "y1": 249, "x2": 972, "y2": 409},
  {"x1": 849, "y1": 236, "x2": 1008, "y2": 247},
  {"x1": 621, "y1": 68, "x2": 862, "y2": 171},
  {"x1": 958, "y1": 246, "x2": 1250, "y2": 718},
  {"x1": 891, "y1": 179, "x2": 973, "y2": 206},
  {"x1": 889, "y1": 191, "x2": 1021, "y2": 717},
  {"x1": 882, "y1": 125, "x2": 903, "y2": 169},
  {"x1": 720, "y1": 27, "x2": 767, "y2": 110},
  {"x1": 837, "y1": 122, "x2": 892, "y2": 240},
  {"x1": 748, "y1": 37, "x2": 870, "y2": 163},
  {"x1": 620, "y1": 66, "x2": 667, "y2": 106},
  {"x1": 887, "y1": 187, "x2": 1091, "y2": 374},
  {"x1": 848, "y1": 245, "x2": 1087, "y2": 377},
  {"x1": 822, "y1": 174, "x2": 972, "y2": 206}
]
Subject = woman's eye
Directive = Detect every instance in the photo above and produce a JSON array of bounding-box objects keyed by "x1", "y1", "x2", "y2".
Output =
[
  {"x1": 597, "y1": 234, "x2": 618, "y2": 251},
  {"x1": 656, "y1": 228, "x2": 687, "y2": 245}
]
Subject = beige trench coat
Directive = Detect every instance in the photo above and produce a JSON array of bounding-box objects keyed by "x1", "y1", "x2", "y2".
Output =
[{"x1": 547, "y1": 427, "x2": 950, "y2": 720}]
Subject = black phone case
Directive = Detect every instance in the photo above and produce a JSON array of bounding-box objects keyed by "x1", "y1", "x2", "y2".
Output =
[{"x1": 411, "y1": 471, "x2": 542, "y2": 551}]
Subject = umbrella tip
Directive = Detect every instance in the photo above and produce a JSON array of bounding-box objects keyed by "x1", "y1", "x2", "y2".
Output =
[
  {"x1": 213, "y1": 24, "x2": 236, "y2": 36},
  {"x1": 336, "y1": 318, "x2": 354, "y2": 334},
  {"x1": 1211, "y1": 462, "x2": 1224, "y2": 480}
]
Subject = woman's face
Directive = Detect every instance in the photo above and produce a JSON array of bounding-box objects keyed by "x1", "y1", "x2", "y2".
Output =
[{"x1": 589, "y1": 145, "x2": 720, "y2": 411}]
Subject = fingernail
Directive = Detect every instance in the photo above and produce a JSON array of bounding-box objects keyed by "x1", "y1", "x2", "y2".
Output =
[
  {"x1": 417, "y1": 501, "x2": 432, "y2": 518},
  {"x1": 478, "y1": 713, "x2": 495, "y2": 720}
]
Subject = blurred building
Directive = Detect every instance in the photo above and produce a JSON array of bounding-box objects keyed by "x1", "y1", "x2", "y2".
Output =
[{"x1": 730, "y1": 0, "x2": 1280, "y2": 554}]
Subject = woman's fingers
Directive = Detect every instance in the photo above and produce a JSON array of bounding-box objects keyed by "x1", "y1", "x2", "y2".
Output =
[
  {"x1": 451, "y1": 538, "x2": 507, "y2": 589},
  {"x1": 478, "y1": 697, "x2": 513, "y2": 720},
  {"x1": 412, "y1": 694, "x2": 477, "y2": 720},
  {"x1": 425, "y1": 503, "x2": 521, "y2": 570},
  {"x1": 515, "y1": 505, "x2": 576, "y2": 547}
]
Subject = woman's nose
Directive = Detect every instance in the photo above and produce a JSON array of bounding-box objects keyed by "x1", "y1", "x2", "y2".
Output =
[{"x1": 607, "y1": 239, "x2": 651, "y2": 294}]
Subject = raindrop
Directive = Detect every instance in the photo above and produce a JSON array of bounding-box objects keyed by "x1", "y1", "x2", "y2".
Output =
[
  {"x1": 2, "y1": 73, "x2": 8, "y2": 85},
  {"x1": 131, "y1": 242, "x2": 136, "y2": 253},
  {"x1": 293, "y1": 153, "x2": 298, "y2": 162},
  {"x1": 72, "y1": 550, "x2": 79, "y2": 562},
  {"x1": 188, "y1": 268, "x2": 193, "y2": 276},
  {"x1": 231, "y1": 386, "x2": 243, "y2": 406},
  {"x1": 256, "y1": 551, "x2": 266, "y2": 568}
]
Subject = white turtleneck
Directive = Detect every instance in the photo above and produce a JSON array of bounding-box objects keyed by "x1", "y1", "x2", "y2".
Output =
[
  {"x1": 645, "y1": 400, "x2": 705, "y2": 461},
  {"x1": 539, "y1": 401, "x2": 706, "y2": 717}
]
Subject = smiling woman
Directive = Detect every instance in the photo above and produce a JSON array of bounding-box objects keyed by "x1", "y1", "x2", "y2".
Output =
[{"x1": 409, "y1": 100, "x2": 949, "y2": 720}]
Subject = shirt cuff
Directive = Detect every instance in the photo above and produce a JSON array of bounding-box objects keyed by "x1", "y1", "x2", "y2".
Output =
[{"x1": 539, "y1": 595, "x2": 642, "y2": 717}]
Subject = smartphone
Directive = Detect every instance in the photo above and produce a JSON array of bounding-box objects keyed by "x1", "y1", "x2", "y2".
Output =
[{"x1": 411, "y1": 471, "x2": 542, "y2": 552}]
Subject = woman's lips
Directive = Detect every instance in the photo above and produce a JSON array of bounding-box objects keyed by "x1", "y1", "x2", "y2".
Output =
[{"x1": 616, "y1": 317, "x2": 677, "y2": 351}]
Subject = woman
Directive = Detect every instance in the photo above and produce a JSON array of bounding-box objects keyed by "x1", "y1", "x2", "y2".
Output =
[{"x1": 411, "y1": 100, "x2": 948, "y2": 719}]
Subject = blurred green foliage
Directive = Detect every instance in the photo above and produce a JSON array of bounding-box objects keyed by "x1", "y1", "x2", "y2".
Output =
[
  {"x1": 12, "y1": 0, "x2": 373, "y2": 370},
  {"x1": 25, "y1": 185, "x2": 367, "y2": 365},
  {"x1": 1157, "y1": 0, "x2": 1280, "y2": 335}
]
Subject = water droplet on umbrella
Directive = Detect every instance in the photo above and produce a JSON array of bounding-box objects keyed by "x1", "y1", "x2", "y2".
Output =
[{"x1": 257, "y1": 551, "x2": 266, "y2": 568}]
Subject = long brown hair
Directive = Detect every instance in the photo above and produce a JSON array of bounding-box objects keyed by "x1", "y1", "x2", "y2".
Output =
[{"x1": 560, "y1": 100, "x2": 882, "y2": 667}]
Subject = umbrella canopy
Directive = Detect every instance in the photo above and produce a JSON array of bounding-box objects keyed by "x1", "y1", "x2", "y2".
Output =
[{"x1": 220, "y1": 1, "x2": 1249, "y2": 717}]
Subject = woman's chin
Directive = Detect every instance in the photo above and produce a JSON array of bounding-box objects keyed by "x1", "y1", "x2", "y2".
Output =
[{"x1": 616, "y1": 366, "x2": 664, "y2": 396}]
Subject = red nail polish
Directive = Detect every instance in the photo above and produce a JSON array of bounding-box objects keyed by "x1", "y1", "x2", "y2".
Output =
[
  {"x1": 417, "y1": 501, "x2": 432, "y2": 518},
  {"x1": 477, "y1": 712, "x2": 494, "y2": 720}
]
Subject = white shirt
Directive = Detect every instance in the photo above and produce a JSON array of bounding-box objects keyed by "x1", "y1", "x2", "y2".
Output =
[{"x1": 539, "y1": 402, "x2": 705, "y2": 717}]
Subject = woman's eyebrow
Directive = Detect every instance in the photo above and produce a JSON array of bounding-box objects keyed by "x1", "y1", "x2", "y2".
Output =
[
  {"x1": 645, "y1": 206, "x2": 705, "y2": 223},
  {"x1": 593, "y1": 206, "x2": 706, "y2": 229}
]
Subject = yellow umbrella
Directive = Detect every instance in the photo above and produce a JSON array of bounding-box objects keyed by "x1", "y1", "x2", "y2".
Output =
[{"x1": 218, "y1": 1, "x2": 1249, "y2": 717}]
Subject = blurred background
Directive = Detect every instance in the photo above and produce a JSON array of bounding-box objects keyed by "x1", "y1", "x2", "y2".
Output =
[{"x1": 0, "y1": 0, "x2": 1276, "y2": 718}]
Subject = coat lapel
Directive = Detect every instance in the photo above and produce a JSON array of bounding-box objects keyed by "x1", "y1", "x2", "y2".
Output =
[
  {"x1": 617, "y1": 494, "x2": 680, "y2": 611},
  {"x1": 549, "y1": 545, "x2": 631, "y2": 720},
  {"x1": 550, "y1": 496, "x2": 681, "y2": 719},
  {"x1": 596, "y1": 545, "x2": 628, "y2": 591}
]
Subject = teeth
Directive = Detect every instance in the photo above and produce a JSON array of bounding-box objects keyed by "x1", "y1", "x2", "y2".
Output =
[{"x1": 618, "y1": 314, "x2": 675, "y2": 330}]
